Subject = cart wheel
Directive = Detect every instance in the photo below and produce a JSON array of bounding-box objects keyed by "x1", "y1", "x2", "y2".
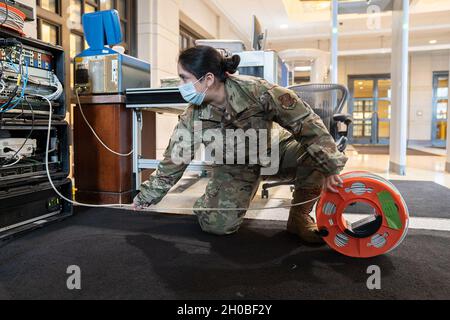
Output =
[
  {"x1": 290, "y1": 186, "x2": 295, "y2": 193},
  {"x1": 262, "y1": 189, "x2": 269, "y2": 199}
]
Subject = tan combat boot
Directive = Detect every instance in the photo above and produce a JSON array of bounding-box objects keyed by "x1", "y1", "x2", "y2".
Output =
[{"x1": 287, "y1": 187, "x2": 325, "y2": 244}]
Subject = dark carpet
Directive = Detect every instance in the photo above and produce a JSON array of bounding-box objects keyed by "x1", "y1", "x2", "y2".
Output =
[
  {"x1": 352, "y1": 146, "x2": 439, "y2": 156},
  {"x1": 345, "y1": 180, "x2": 450, "y2": 219},
  {"x1": 0, "y1": 208, "x2": 449, "y2": 300}
]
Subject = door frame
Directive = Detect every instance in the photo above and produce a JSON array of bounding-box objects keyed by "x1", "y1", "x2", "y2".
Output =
[
  {"x1": 348, "y1": 74, "x2": 391, "y2": 145},
  {"x1": 431, "y1": 71, "x2": 449, "y2": 148}
]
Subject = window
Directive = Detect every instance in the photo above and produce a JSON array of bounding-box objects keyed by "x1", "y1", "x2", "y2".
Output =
[
  {"x1": 432, "y1": 72, "x2": 449, "y2": 147},
  {"x1": 37, "y1": 19, "x2": 61, "y2": 45},
  {"x1": 70, "y1": 33, "x2": 84, "y2": 59},
  {"x1": 69, "y1": 0, "x2": 83, "y2": 30},
  {"x1": 85, "y1": 3, "x2": 96, "y2": 13},
  {"x1": 180, "y1": 25, "x2": 201, "y2": 51},
  {"x1": 100, "y1": 0, "x2": 114, "y2": 10},
  {"x1": 37, "y1": 0, "x2": 60, "y2": 14}
]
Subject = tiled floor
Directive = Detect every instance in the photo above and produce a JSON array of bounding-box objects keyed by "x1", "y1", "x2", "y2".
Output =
[{"x1": 148, "y1": 145, "x2": 450, "y2": 222}]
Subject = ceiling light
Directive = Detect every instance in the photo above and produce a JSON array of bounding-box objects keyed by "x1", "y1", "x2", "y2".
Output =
[
  {"x1": 280, "y1": 24, "x2": 289, "y2": 29},
  {"x1": 318, "y1": 2, "x2": 330, "y2": 10},
  {"x1": 429, "y1": 40, "x2": 437, "y2": 44},
  {"x1": 294, "y1": 66, "x2": 312, "y2": 72}
]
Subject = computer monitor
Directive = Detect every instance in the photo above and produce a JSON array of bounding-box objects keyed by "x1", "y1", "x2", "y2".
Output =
[{"x1": 251, "y1": 15, "x2": 266, "y2": 51}]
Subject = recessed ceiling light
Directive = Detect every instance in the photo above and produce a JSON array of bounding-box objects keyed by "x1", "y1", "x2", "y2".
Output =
[
  {"x1": 429, "y1": 40, "x2": 437, "y2": 44},
  {"x1": 318, "y1": 2, "x2": 330, "y2": 10},
  {"x1": 280, "y1": 24, "x2": 289, "y2": 29},
  {"x1": 358, "y1": 81, "x2": 363, "y2": 85},
  {"x1": 294, "y1": 66, "x2": 312, "y2": 72},
  {"x1": 360, "y1": 87, "x2": 364, "y2": 90}
]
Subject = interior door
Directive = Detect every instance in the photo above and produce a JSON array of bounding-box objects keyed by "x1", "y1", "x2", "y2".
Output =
[
  {"x1": 349, "y1": 79, "x2": 375, "y2": 144},
  {"x1": 349, "y1": 75, "x2": 391, "y2": 145},
  {"x1": 432, "y1": 72, "x2": 449, "y2": 148},
  {"x1": 377, "y1": 79, "x2": 392, "y2": 145}
]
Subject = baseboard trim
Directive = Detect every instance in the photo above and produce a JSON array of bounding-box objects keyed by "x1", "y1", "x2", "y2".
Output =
[{"x1": 407, "y1": 140, "x2": 432, "y2": 147}]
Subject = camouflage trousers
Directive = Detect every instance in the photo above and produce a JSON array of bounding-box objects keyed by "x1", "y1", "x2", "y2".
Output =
[{"x1": 193, "y1": 130, "x2": 327, "y2": 235}]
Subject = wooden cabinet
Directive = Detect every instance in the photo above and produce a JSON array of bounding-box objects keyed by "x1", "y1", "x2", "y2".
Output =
[{"x1": 73, "y1": 95, "x2": 133, "y2": 204}]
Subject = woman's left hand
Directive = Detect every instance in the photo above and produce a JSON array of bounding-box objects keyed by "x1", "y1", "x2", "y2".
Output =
[{"x1": 324, "y1": 175, "x2": 344, "y2": 193}]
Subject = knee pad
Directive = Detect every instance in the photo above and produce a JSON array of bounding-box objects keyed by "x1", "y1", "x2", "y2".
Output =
[{"x1": 195, "y1": 211, "x2": 242, "y2": 236}]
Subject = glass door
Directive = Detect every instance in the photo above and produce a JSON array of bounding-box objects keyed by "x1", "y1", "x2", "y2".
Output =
[
  {"x1": 349, "y1": 75, "x2": 391, "y2": 145},
  {"x1": 377, "y1": 79, "x2": 392, "y2": 144},
  {"x1": 351, "y1": 79, "x2": 374, "y2": 144},
  {"x1": 432, "y1": 72, "x2": 449, "y2": 148}
]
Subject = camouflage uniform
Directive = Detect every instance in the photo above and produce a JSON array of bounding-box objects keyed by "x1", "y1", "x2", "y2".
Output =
[{"x1": 134, "y1": 75, "x2": 348, "y2": 235}]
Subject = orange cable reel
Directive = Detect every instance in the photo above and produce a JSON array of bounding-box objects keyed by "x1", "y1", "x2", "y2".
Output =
[
  {"x1": 316, "y1": 171, "x2": 409, "y2": 258},
  {"x1": 0, "y1": 3, "x2": 27, "y2": 36}
]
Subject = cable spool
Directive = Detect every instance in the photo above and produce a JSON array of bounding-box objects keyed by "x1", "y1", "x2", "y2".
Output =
[
  {"x1": 316, "y1": 171, "x2": 409, "y2": 258},
  {"x1": 0, "y1": 3, "x2": 26, "y2": 36}
]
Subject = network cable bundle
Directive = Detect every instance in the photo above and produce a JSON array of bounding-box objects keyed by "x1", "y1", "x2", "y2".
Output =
[
  {"x1": 0, "y1": 0, "x2": 35, "y2": 36},
  {"x1": 0, "y1": 39, "x2": 65, "y2": 119},
  {"x1": 0, "y1": 28, "x2": 72, "y2": 240}
]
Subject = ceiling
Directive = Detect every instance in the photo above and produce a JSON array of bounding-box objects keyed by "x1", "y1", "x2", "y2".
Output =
[{"x1": 210, "y1": 0, "x2": 450, "y2": 54}]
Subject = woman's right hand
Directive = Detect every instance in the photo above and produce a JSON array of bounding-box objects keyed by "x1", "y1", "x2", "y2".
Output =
[
  {"x1": 132, "y1": 193, "x2": 153, "y2": 211},
  {"x1": 131, "y1": 203, "x2": 142, "y2": 211}
]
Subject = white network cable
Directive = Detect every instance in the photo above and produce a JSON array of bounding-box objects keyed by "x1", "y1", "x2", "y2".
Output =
[
  {"x1": 45, "y1": 73, "x2": 63, "y2": 101},
  {"x1": 39, "y1": 93, "x2": 321, "y2": 212},
  {"x1": 75, "y1": 89, "x2": 133, "y2": 157},
  {"x1": 3, "y1": 61, "x2": 63, "y2": 101},
  {"x1": 1, "y1": 156, "x2": 22, "y2": 168}
]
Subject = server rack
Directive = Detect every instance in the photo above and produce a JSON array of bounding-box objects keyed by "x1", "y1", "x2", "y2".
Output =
[{"x1": 0, "y1": 29, "x2": 72, "y2": 239}]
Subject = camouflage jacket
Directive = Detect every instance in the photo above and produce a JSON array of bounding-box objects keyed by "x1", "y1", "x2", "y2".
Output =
[{"x1": 134, "y1": 75, "x2": 348, "y2": 206}]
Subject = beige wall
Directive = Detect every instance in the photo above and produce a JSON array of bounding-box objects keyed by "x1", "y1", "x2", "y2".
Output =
[
  {"x1": 180, "y1": 0, "x2": 218, "y2": 38},
  {"x1": 409, "y1": 51, "x2": 449, "y2": 142},
  {"x1": 137, "y1": 0, "x2": 248, "y2": 158}
]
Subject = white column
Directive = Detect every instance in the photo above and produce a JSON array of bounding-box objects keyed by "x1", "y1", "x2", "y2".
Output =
[
  {"x1": 446, "y1": 54, "x2": 450, "y2": 172},
  {"x1": 330, "y1": 0, "x2": 339, "y2": 84},
  {"x1": 389, "y1": 0, "x2": 409, "y2": 176},
  {"x1": 311, "y1": 57, "x2": 329, "y2": 83}
]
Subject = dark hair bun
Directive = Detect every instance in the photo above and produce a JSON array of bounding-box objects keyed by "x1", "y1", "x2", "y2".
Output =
[
  {"x1": 223, "y1": 55, "x2": 241, "y2": 74},
  {"x1": 179, "y1": 46, "x2": 240, "y2": 82}
]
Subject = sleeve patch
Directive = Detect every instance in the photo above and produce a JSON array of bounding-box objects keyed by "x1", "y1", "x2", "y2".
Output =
[{"x1": 278, "y1": 93, "x2": 297, "y2": 109}]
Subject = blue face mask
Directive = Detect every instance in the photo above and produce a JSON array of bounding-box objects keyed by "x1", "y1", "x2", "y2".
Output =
[{"x1": 178, "y1": 75, "x2": 209, "y2": 105}]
